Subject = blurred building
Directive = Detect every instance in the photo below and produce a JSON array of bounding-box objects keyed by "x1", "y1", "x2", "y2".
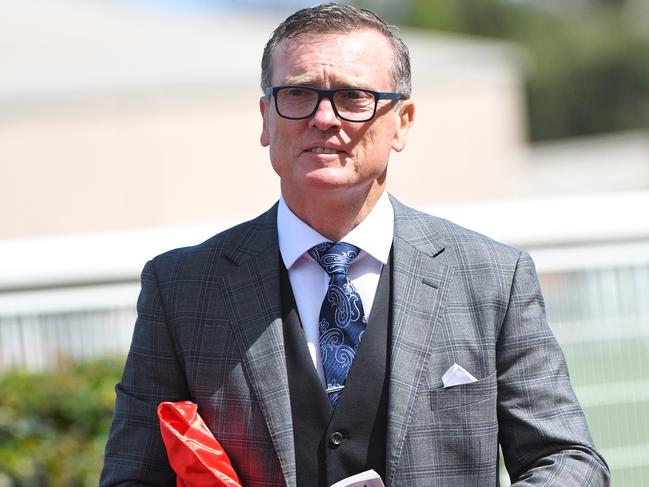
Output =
[{"x1": 0, "y1": 0, "x2": 527, "y2": 239}]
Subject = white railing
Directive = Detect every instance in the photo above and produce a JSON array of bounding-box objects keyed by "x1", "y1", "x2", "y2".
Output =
[{"x1": 1, "y1": 191, "x2": 648, "y2": 371}]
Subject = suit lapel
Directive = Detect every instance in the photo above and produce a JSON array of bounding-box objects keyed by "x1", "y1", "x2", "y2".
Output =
[
  {"x1": 214, "y1": 198, "x2": 454, "y2": 487},
  {"x1": 385, "y1": 197, "x2": 455, "y2": 485},
  {"x1": 218, "y1": 206, "x2": 296, "y2": 487}
]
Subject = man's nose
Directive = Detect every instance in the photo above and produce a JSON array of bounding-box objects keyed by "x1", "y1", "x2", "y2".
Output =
[{"x1": 309, "y1": 96, "x2": 342, "y2": 130}]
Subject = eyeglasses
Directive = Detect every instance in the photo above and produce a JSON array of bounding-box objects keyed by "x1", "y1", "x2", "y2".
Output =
[{"x1": 265, "y1": 85, "x2": 407, "y2": 122}]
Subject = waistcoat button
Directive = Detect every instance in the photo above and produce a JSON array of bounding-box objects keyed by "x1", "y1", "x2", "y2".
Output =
[{"x1": 330, "y1": 431, "x2": 344, "y2": 447}]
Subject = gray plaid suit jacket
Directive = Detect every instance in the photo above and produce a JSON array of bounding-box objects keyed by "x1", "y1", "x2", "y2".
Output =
[{"x1": 101, "y1": 195, "x2": 609, "y2": 486}]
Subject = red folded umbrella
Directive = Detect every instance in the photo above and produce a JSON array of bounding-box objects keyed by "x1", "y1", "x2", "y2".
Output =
[{"x1": 158, "y1": 401, "x2": 243, "y2": 487}]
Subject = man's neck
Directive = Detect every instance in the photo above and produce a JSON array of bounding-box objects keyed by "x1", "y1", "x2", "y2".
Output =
[{"x1": 281, "y1": 184, "x2": 385, "y2": 242}]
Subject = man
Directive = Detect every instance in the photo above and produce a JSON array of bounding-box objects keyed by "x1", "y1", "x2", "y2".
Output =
[{"x1": 101, "y1": 4, "x2": 609, "y2": 486}]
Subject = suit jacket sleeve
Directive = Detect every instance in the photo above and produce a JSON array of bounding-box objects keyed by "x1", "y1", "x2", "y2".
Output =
[
  {"x1": 497, "y1": 251, "x2": 609, "y2": 485},
  {"x1": 100, "y1": 259, "x2": 188, "y2": 486}
]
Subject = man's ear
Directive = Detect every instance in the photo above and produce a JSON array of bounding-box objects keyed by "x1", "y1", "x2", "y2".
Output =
[
  {"x1": 391, "y1": 99, "x2": 415, "y2": 153},
  {"x1": 259, "y1": 96, "x2": 270, "y2": 147}
]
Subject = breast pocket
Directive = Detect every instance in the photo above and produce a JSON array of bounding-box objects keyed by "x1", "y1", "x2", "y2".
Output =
[
  {"x1": 429, "y1": 371, "x2": 497, "y2": 412},
  {"x1": 416, "y1": 371, "x2": 499, "y2": 482}
]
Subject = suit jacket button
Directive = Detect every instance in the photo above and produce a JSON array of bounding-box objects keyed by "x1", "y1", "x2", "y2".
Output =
[{"x1": 329, "y1": 431, "x2": 344, "y2": 447}]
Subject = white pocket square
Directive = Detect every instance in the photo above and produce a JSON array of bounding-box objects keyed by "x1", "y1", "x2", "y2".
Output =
[{"x1": 442, "y1": 363, "x2": 478, "y2": 388}]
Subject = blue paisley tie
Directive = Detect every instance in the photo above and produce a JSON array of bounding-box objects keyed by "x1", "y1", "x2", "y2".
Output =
[{"x1": 309, "y1": 242, "x2": 366, "y2": 406}]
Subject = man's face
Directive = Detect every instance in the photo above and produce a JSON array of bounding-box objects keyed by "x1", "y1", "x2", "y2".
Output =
[{"x1": 259, "y1": 29, "x2": 414, "y2": 209}]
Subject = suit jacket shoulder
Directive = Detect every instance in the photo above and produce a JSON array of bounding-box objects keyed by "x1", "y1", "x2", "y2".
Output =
[
  {"x1": 149, "y1": 203, "x2": 279, "y2": 280},
  {"x1": 391, "y1": 195, "x2": 520, "y2": 258}
]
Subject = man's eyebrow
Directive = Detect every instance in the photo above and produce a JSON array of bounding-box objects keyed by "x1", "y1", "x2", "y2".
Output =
[{"x1": 283, "y1": 75, "x2": 317, "y2": 85}]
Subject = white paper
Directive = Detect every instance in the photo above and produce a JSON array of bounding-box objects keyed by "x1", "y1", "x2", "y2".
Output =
[
  {"x1": 329, "y1": 469, "x2": 385, "y2": 487},
  {"x1": 441, "y1": 363, "x2": 478, "y2": 388}
]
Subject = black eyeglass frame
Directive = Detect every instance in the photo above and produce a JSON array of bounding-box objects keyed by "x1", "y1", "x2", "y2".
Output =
[{"x1": 264, "y1": 85, "x2": 408, "y2": 122}]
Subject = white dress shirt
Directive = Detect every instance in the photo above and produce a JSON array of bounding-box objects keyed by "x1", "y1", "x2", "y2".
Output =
[{"x1": 277, "y1": 192, "x2": 394, "y2": 385}]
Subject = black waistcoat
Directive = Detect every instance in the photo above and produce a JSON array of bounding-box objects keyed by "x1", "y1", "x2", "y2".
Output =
[{"x1": 281, "y1": 256, "x2": 392, "y2": 487}]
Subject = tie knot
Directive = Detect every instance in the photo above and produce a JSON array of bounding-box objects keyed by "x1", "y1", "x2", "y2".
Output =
[{"x1": 308, "y1": 242, "x2": 360, "y2": 276}]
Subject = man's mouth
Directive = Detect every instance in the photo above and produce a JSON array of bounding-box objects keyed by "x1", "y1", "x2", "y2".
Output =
[{"x1": 309, "y1": 147, "x2": 340, "y2": 154}]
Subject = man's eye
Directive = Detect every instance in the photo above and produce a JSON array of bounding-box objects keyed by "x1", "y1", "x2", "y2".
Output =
[
  {"x1": 286, "y1": 88, "x2": 307, "y2": 97},
  {"x1": 343, "y1": 90, "x2": 371, "y2": 100}
]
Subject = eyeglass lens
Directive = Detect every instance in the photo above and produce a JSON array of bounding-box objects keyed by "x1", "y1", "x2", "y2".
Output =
[{"x1": 276, "y1": 87, "x2": 376, "y2": 121}]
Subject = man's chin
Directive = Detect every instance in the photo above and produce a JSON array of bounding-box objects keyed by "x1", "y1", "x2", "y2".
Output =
[{"x1": 301, "y1": 168, "x2": 358, "y2": 190}]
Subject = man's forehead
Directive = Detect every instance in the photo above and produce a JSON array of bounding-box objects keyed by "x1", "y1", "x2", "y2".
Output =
[{"x1": 271, "y1": 30, "x2": 392, "y2": 84}]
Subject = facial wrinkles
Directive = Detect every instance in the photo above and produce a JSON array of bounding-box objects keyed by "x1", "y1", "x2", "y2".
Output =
[
  {"x1": 285, "y1": 63, "x2": 339, "y2": 88},
  {"x1": 281, "y1": 34, "x2": 384, "y2": 90}
]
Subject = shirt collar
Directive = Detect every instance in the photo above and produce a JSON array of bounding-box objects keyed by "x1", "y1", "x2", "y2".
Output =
[{"x1": 277, "y1": 191, "x2": 394, "y2": 270}]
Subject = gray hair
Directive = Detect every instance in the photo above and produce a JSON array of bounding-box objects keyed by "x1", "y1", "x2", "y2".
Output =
[{"x1": 261, "y1": 3, "x2": 411, "y2": 98}]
